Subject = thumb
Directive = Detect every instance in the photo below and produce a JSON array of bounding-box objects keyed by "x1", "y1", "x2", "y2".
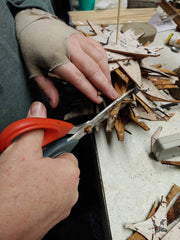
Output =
[
  {"x1": 15, "y1": 102, "x2": 47, "y2": 157},
  {"x1": 27, "y1": 101, "x2": 47, "y2": 118}
]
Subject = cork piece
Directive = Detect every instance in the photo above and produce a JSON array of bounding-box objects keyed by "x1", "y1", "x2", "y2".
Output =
[{"x1": 121, "y1": 22, "x2": 157, "y2": 45}]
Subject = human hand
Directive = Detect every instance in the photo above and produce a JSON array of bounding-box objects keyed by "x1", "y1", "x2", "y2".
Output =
[
  {"x1": 51, "y1": 33, "x2": 119, "y2": 105},
  {"x1": 0, "y1": 102, "x2": 80, "y2": 240},
  {"x1": 15, "y1": 9, "x2": 118, "y2": 108}
]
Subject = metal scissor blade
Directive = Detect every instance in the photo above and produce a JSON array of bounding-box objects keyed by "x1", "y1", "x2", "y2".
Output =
[{"x1": 68, "y1": 88, "x2": 134, "y2": 141}]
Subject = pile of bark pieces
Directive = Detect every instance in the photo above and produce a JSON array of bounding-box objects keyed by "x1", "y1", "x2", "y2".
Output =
[
  {"x1": 83, "y1": 21, "x2": 180, "y2": 141},
  {"x1": 125, "y1": 184, "x2": 180, "y2": 240}
]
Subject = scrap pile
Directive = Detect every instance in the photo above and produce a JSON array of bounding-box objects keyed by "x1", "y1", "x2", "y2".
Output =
[
  {"x1": 84, "y1": 21, "x2": 180, "y2": 141},
  {"x1": 125, "y1": 184, "x2": 180, "y2": 240}
]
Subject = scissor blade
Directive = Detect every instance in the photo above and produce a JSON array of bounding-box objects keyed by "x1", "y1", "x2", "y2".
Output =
[{"x1": 68, "y1": 88, "x2": 134, "y2": 141}]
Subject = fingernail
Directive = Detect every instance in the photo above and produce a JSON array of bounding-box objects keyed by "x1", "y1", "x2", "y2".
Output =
[
  {"x1": 97, "y1": 96, "x2": 103, "y2": 103},
  {"x1": 111, "y1": 89, "x2": 119, "y2": 99},
  {"x1": 28, "y1": 102, "x2": 45, "y2": 117}
]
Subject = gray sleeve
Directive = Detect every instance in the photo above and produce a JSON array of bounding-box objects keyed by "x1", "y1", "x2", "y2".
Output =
[{"x1": 7, "y1": 0, "x2": 55, "y2": 14}]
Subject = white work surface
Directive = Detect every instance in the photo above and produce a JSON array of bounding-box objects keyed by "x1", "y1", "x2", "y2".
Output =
[{"x1": 95, "y1": 30, "x2": 180, "y2": 239}]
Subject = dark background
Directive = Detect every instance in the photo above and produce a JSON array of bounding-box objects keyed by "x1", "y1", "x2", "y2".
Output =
[{"x1": 41, "y1": 1, "x2": 112, "y2": 239}]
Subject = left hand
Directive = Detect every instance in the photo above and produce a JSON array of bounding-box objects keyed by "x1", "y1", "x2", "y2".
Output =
[
  {"x1": 35, "y1": 33, "x2": 118, "y2": 107},
  {"x1": 15, "y1": 9, "x2": 118, "y2": 108}
]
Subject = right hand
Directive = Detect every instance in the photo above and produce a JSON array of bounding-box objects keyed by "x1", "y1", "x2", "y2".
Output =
[{"x1": 0, "y1": 102, "x2": 80, "y2": 240}]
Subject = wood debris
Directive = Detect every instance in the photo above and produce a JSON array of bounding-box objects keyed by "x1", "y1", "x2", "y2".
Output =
[
  {"x1": 125, "y1": 196, "x2": 167, "y2": 240},
  {"x1": 126, "y1": 184, "x2": 180, "y2": 240},
  {"x1": 81, "y1": 22, "x2": 180, "y2": 141}
]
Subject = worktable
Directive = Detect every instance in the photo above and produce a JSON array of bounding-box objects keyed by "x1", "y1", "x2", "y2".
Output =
[
  {"x1": 71, "y1": 8, "x2": 180, "y2": 236},
  {"x1": 94, "y1": 30, "x2": 180, "y2": 239}
]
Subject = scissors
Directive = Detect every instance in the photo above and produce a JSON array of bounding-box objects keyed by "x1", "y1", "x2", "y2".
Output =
[{"x1": 0, "y1": 88, "x2": 134, "y2": 158}]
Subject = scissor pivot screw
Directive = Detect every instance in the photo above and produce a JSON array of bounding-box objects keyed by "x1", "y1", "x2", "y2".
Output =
[{"x1": 84, "y1": 126, "x2": 93, "y2": 134}]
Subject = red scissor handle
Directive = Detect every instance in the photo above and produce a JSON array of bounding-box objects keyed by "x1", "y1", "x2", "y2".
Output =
[{"x1": 0, "y1": 118, "x2": 73, "y2": 153}]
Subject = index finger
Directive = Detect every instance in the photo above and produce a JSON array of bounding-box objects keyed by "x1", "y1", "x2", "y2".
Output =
[{"x1": 69, "y1": 48, "x2": 118, "y2": 100}]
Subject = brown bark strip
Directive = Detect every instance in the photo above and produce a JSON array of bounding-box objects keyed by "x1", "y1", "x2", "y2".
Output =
[
  {"x1": 167, "y1": 195, "x2": 180, "y2": 225},
  {"x1": 144, "y1": 93, "x2": 180, "y2": 103},
  {"x1": 158, "y1": 68, "x2": 177, "y2": 76},
  {"x1": 114, "y1": 68, "x2": 129, "y2": 84},
  {"x1": 151, "y1": 64, "x2": 162, "y2": 68},
  {"x1": 151, "y1": 64, "x2": 177, "y2": 76},
  {"x1": 128, "y1": 107, "x2": 150, "y2": 131},
  {"x1": 163, "y1": 113, "x2": 175, "y2": 121},
  {"x1": 144, "y1": 41, "x2": 150, "y2": 46},
  {"x1": 161, "y1": 160, "x2": 180, "y2": 167},
  {"x1": 114, "y1": 115, "x2": 126, "y2": 141},
  {"x1": 156, "y1": 85, "x2": 178, "y2": 90},
  {"x1": 110, "y1": 81, "x2": 128, "y2": 118},
  {"x1": 135, "y1": 95, "x2": 153, "y2": 114},
  {"x1": 148, "y1": 77, "x2": 176, "y2": 86},
  {"x1": 166, "y1": 184, "x2": 180, "y2": 207}
]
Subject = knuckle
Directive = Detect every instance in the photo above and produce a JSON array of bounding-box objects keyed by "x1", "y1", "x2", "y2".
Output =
[{"x1": 88, "y1": 63, "x2": 101, "y2": 77}]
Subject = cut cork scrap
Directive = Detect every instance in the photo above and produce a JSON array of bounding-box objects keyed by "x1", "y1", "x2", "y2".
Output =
[
  {"x1": 127, "y1": 201, "x2": 157, "y2": 240},
  {"x1": 118, "y1": 60, "x2": 142, "y2": 88},
  {"x1": 125, "y1": 196, "x2": 167, "y2": 240},
  {"x1": 131, "y1": 105, "x2": 164, "y2": 121},
  {"x1": 109, "y1": 62, "x2": 119, "y2": 72},
  {"x1": 107, "y1": 51, "x2": 132, "y2": 62},
  {"x1": 127, "y1": 185, "x2": 180, "y2": 239}
]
